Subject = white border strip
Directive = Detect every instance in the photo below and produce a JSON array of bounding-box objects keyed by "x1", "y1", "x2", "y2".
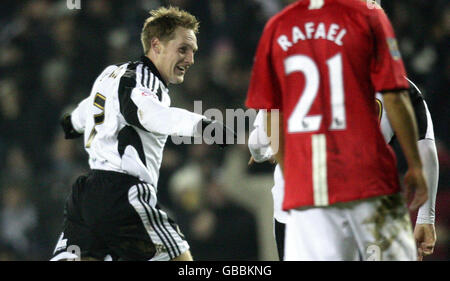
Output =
[{"x1": 312, "y1": 134, "x2": 329, "y2": 206}]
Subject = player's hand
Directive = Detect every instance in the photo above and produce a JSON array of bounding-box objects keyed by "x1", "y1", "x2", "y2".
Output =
[
  {"x1": 414, "y1": 223, "x2": 436, "y2": 261},
  {"x1": 269, "y1": 156, "x2": 277, "y2": 164},
  {"x1": 403, "y1": 167, "x2": 428, "y2": 211},
  {"x1": 60, "y1": 113, "x2": 83, "y2": 139},
  {"x1": 201, "y1": 119, "x2": 237, "y2": 148},
  {"x1": 248, "y1": 156, "x2": 276, "y2": 166}
]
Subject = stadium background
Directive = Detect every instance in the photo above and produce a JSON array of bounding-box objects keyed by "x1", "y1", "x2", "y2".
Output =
[{"x1": 0, "y1": 0, "x2": 448, "y2": 261}]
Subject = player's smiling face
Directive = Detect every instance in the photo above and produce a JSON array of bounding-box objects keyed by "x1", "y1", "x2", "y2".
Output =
[{"x1": 157, "y1": 27, "x2": 197, "y2": 84}]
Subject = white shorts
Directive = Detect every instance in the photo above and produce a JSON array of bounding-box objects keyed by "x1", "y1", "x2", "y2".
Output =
[{"x1": 284, "y1": 193, "x2": 417, "y2": 261}]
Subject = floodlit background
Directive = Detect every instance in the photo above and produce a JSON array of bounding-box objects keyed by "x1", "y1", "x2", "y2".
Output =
[{"x1": 0, "y1": 0, "x2": 448, "y2": 261}]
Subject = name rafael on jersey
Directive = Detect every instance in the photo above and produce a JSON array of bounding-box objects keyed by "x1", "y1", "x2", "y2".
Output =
[{"x1": 277, "y1": 22, "x2": 347, "y2": 51}]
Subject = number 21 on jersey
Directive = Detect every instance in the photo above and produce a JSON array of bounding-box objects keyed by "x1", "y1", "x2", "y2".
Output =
[{"x1": 284, "y1": 53, "x2": 346, "y2": 133}]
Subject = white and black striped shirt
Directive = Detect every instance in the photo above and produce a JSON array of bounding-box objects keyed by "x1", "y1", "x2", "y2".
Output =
[{"x1": 70, "y1": 56, "x2": 205, "y2": 189}]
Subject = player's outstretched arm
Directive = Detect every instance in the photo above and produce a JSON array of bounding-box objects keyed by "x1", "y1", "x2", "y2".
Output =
[
  {"x1": 200, "y1": 118, "x2": 237, "y2": 148},
  {"x1": 383, "y1": 90, "x2": 428, "y2": 211}
]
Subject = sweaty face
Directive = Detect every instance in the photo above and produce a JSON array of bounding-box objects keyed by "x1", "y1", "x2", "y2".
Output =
[{"x1": 157, "y1": 27, "x2": 198, "y2": 84}]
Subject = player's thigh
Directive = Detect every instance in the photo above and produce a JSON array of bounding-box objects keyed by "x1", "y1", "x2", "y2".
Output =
[
  {"x1": 284, "y1": 207, "x2": 359, "y2": 261},
  {"x1": 51, "y1": 175, "x2": 109, "y2": 261},
  {"x1": 51, "y1": 223, "x2": 108, "y2": 261},
  {"x1": 106, "y1": 183, "x2": 190, "y2": 261},
  {"x1": 347, "y1": 193, "x2": 417, "y2": 261}
]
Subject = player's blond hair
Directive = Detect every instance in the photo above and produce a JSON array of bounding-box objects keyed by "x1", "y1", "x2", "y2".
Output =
[{"x1": 141, "y1": 6, "x2": 199, "y2": 54}]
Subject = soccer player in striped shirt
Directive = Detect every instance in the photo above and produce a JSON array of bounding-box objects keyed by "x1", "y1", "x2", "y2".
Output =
[
  {"x1": 246, "y1": 0, "x2": 428, "y2": 260},
  {"x1": 52, "y1": 6, "x2": 232, "y2": 261}
]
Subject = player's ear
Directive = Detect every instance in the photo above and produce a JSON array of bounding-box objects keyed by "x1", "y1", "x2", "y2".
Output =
[{"x1": 151, "y1": 37, "x2": 161, "y2": 54}]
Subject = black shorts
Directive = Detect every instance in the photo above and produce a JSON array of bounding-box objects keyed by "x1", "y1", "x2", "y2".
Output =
[
  {"x1": 274, "y1": 219, "x2": 285, "y2": 261},
  {"x1": 51, "y1": 170, "x2": 189, "y2": 261}
]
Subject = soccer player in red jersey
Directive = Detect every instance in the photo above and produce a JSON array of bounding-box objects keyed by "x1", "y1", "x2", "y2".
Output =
[{"x1": 246, "y1": 0, "x2": 428, "y2": 260}]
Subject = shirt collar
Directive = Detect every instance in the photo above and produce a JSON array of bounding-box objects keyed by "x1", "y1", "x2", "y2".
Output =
[{"x1": 140, "y1": 55, "x2": 168, "y2": 88}]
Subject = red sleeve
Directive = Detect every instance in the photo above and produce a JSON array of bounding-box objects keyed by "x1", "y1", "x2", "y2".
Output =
[
  {"x1": 245, "y1": 20, "x2": 282, "y2": 110},
  {"x1": 369, "y1": 8, "x2": 409, "y2": 93}
]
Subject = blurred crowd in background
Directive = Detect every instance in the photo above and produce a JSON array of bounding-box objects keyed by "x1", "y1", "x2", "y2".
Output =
[{"x1": 0, "y1": 0, "x2": 448, "y2": 261}]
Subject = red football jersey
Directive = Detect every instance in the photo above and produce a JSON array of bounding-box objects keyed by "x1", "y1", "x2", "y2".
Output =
[{"x1": 246, "y1": 0, "x2": 409, "y2": 210}]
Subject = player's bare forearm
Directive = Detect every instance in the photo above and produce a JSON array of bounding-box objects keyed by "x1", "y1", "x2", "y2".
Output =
[
  {"x1": 383, "y1": 90, "x2": 428, "y2": 210},
  {"x1": 266, "y1": 111, "x2": 284, "y2": 172},
  {"x1": 383, "y1": 91, "x2": 422, "y2": 169}
]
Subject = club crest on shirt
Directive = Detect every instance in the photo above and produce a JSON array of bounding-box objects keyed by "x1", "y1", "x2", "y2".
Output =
[
  {"x1": 386, "y1": 38, "x2": 401, "y2": 60},
  {"x1": 141, "y1": 91, "x2": 159, "y2": 100}
]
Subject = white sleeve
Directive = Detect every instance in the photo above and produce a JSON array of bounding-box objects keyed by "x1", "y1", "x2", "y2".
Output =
[
  {"x1": 423, "y1": 101, "x2": 435, "y2": 140},
  {"x1": 131, "y1": 87, "x2": 205, "y2": 136},
  {"x1": 416, "y1": 139, "x2": 439, "y2": 224},
  {"x1": 376, "y1": 93, "x2": 395, "y2": 143},
  {"x1": 70, "y1": 97, "x2": 91, "y2": 133},
  {"x1": 248, "y1": 110, "x2": 273, "y2": 163}
]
